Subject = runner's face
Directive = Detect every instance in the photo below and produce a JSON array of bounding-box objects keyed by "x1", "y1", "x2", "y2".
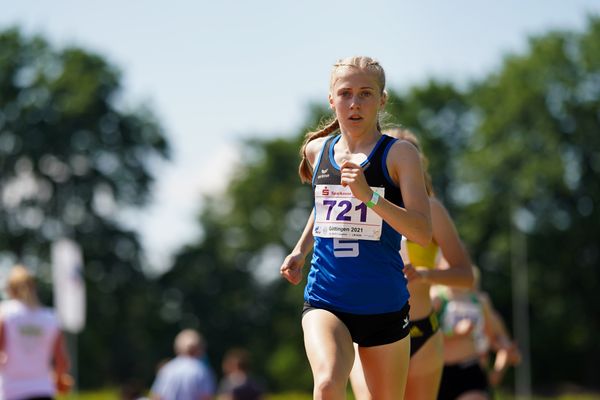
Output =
[{"x1": 329, "y1": 70, "x2": 385, "y2": 134}]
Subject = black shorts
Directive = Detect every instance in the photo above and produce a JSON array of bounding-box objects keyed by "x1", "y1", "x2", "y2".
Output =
[
  {"x1": 409, "y1": 311, "x2": 439, "y2": 357},
  {"x1": 302, "y1": 302, "x2": 410, "y2": 347},
  {"x1": 437, "y1": 359, "x2": 489, "y2": 400}
]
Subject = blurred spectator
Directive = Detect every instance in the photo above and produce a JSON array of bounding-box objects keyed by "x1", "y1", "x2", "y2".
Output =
[
  {"x1": 218, "y1": 348, "x2": 264, "y2": 400},
  {"x1": 150, "y1": 329, "x2": 216, "y2": 400},
  {"x1": 0, "y1": 264, "x2": 72, "y2": 400}
]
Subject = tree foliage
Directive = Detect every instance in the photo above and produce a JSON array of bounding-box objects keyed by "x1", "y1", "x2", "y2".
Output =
[
  {"x1": 159, "y1": 108, "x2": 327, "y2": 391},
  {"x1": 0, "y1": 28, "x2": 170, "y2": 387},
  {"x1": 457, "y1": 16, "x2": 600, "y2": 385}
]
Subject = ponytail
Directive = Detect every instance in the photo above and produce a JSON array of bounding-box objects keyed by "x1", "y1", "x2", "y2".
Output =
[{"x1": 298, "y1": 117, "x2": 339, "y2": 183}]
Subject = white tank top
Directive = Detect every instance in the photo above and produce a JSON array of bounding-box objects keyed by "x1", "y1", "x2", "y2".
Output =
[
  {"x1": 440, "y1": 292, "x2": 489, "y2": 353},
  {"x1": 0, "y1": 299, "x2": 59, "y2": 399}
]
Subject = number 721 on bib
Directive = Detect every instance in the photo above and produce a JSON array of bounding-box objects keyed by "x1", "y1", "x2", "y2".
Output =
[{"x1": 312, "y1": 184, "x2": 384, "y2": 241}]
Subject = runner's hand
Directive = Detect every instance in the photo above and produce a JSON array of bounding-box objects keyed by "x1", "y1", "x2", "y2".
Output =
[
  {"x1": 403, "y1": 263, "x2": 429, "y2": 283},
  {"x1": 454, "y1": 318, "x2": 475, "y2": 335},
  {"x1": 280, "y1": 252, "x2": 305, "y2": 285},
  {"x1": 340, "y1": 160, "x2": 372, "y2": 203},
  {"x1": 55, "y1": 373, "x2": 74, "y2": 395}
]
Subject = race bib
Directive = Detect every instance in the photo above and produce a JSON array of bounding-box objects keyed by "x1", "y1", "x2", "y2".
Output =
[{"x1": 313, "y1": 184, "x2": 384, "y2": 241}]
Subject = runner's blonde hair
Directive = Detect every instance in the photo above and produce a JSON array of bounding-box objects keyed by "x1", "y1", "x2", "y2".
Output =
[{"x1": 7, "y1": 265, "x2": 40, "y2": 307}]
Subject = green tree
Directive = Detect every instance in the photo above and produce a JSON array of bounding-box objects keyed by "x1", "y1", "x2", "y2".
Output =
[
  {"x1": 162, "y1": 106, "x2": 332, "y2": 391},
  {"x1": 0, "y1": 28, "x2": 170, "y2": 387},
  {"x1": 457, "y1": 16, "x2": 600, "y2": 386},
  {"x1": 386, "y1": 83, "x2": 473, "y2": 206}
]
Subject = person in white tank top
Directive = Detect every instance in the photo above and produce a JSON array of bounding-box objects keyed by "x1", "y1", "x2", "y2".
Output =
[{"x1": 0, "y1": 265, "x2": 71, "y2": 400}]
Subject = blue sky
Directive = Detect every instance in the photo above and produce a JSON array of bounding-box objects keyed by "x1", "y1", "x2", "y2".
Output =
[{"x1": 2, "y1": 0, "x2": 599, "y2": 272}]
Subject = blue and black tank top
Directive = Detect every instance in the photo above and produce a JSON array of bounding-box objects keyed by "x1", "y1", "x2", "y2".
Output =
[{"x1": 304, "y1": 134, "x2": 410, "y2": 314}]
